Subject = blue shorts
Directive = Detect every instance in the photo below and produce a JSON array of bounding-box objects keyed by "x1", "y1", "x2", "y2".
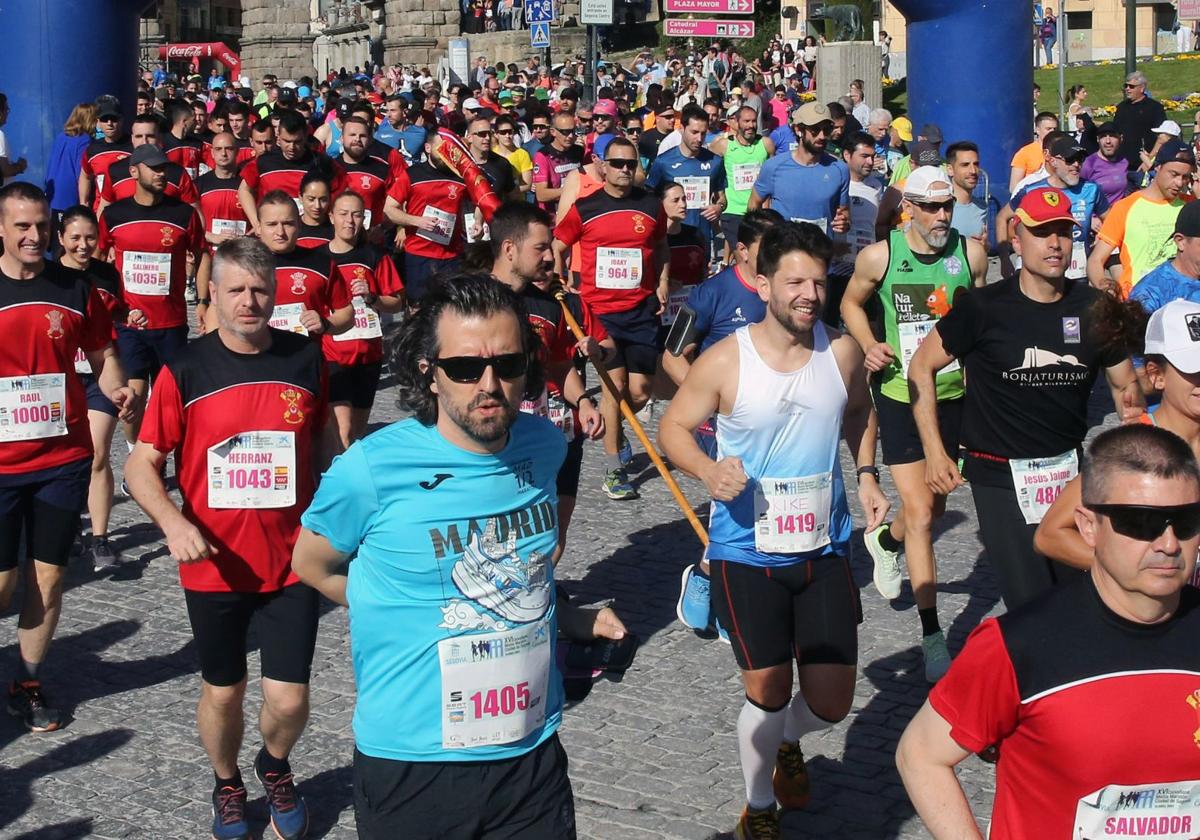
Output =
[
  {"x1": 598, "y1": 295, "x2": 662, "y2": 376},
  {"x1": 0, "y1": 457, "x2": 91, "y2": 569},
  {"x1": 80, "y1": 373, "x2": 118, "y2": 418},
  {"x1": 402, "y1": 253, "x2": 463, "y2": 305},
  {"x1": 116, "y1": 325, "x2": 189, "y2": 382}
]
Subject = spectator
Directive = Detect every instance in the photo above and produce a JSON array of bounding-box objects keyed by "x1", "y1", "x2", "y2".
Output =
[
  {"x1": 1040, "y1": 6, "x2": 1058, "y2": 66},
  {"x1": 45, "y1": 102, "x2": 95, "y2": 226},
  {"x1": 1113, "y1": 70, "x2": 1167, "y2": 170},
  {"x1": 0, "y1": 94, "x2": 26, "y2": 189}
]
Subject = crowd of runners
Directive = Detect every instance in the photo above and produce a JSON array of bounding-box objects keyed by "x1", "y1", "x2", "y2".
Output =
[{"x1": 1, "y1": 43, "x2": 1199, "y2": 840}]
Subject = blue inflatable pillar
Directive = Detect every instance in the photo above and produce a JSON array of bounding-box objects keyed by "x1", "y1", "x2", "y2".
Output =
[
  {"x1": 890, "y1": 0, "x2": 1031, "y2": 204},
  {"x1": 0, "y1": 0, "x2": 151, "y2": 186}
]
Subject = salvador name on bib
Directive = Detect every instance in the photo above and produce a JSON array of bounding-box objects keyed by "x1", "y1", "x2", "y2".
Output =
[
  {"x1": 0, "y1": 374, "x2": 67, "y2": 442},
  {"x1": 206, "y1": 430, "x2": 296, "y2": 509},
  {"x1": 1074, "y1": 781, "x2": 1200, "y2": 840},
  {"x1": 1009, "y1": 449, "x2": 1077, "y2": 525},
  {"x1": 123, "y1": 251, "x2": 172, "y2": 296},
  {"x1": 753, "y1": 473, "x2": 833, "y2": 553},
  {"x1": 268, "y1": 302, "x2": 308, "y2": 335},
  {"x1": 333, "y1": 297, "x2": 383, "y2": 342},
  {"x1": 439, "y1": 616, "x2": 551, "y2": 749},
  {"x1": 595, "y1": 247, "x2": 642, "y2": 289}
]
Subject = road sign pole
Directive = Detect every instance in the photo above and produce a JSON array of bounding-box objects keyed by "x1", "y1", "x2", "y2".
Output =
[{"x1": 586, "y1": 24, "x2": 596, "y2": 103}]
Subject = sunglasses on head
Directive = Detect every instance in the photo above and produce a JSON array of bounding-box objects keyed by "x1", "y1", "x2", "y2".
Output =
[
  {"x1": 434, "y1": 353, "x2": 528, "y2": 383},
  {"x1": 605, "y1": 158, "x2": 638, "y2": 170},
  {"x1": 1087, "y1": 502, "x2": 1200, "y2": 541}
]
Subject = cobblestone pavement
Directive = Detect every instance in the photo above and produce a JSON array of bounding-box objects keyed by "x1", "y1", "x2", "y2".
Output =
[{"x1": 0, "y1": 350, "x2": 1119, "y2": 839}]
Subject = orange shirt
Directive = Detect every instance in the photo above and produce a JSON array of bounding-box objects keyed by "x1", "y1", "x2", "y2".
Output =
[{"x1": 1010, "y1": 140, "x2": 1044, "y2": 178}]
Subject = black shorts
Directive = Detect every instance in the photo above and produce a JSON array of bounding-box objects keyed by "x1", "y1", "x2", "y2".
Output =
[
  {"x1": 0, "y1": 457, "x2": 91, "y2": 570},
  {"x1": 353, "y1": 735, "x2": 576, "y2": 840},
  {"x1": 403, "y1": 253, "x2": 463, "y2": 305},
  {"x1": 183, "y1": 583, "x2": 319, "y2": 686},
  {"x1": 710, "y1": 554, "x2": 862, "y2": 671},
  {"x1": 874, "y1": 389, "x2": 963, "y2": 467},
  {"x1": 80, "y1": 373, "x2": 118, "y2": 418},
  {"x1": 556, "y1": 434, "x2": 584, "y2": 498},
  {"x1": 598, "y1": 295, "x2": 662, "y2": 377},
  {"x1": 719, "y1": 214, "x2": 742, "y2": 251},
  {"x1": 329, "y1": 361, "x2": 383, "y2": 409},
  {"x1": 116, "y1": 325, "x2": 189, "y2": 382}
]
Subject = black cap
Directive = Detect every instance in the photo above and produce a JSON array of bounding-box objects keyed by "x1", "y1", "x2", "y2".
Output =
[
  {"x1": 1096, "y1": 121, "x2": 1120, "y2": 137},
  {"x1": 96, "y1": 96, "x2": 122, "y2": 121},
  {"x1": 128, "y1": 144, "x2": 169, "y2": 167},
  {"x1": 919, "y1": 123, "x2": 943, "y2": 144},
  {"x1": 1155, "y1": 138, "x2": 1197, "y2": 167},
  {"x1": 1049, "y1": 136, "x2": 1087, "y2": 161},
  {"x1": 1175, "y1": 201, "x2": 1200, "y2": 237},
  {"x1": 277, "y1": 87, "x2": 297, "y2": 103},
  {"x1": 909, "y1": 139, "x2": 941, "y2": 167},
  {"x1": 336, "y1": 100, "x2": 353, "y2": 120}
]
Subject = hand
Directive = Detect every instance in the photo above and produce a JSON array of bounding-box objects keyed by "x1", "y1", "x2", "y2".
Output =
[
  {"x1": 413, "y1": 215, "x2": 438, "y2": 232},
  {"x1": 577, "y1": 398, "x2": 604, "y2": 440},
  {"x1": 393, "y1": 227, "x2": 406, "y2": 249},
  {"x1": 300, "y1": 309, "x2": 325, "y2": 334},
  {"x1": 864, "y1": 341, "x2": 897, "y2": 373},
  {"x1": 703, "y1": 456, "x2": 749, "y2": 502},
  {"x1": 832, "y1": 206, "x2": 850, "y2": 234},
  {"x1": 700, "y1": 203, "x2": 722, "y2": 223},
  {"x1": 127, "y1": 309, "x2": 148, "y2": 329},
  {"x1": 195, "y1": 303, "x2": 209, "y2": 334},
  {"x1": 109, "y1": 386, "x2": 140, "y2": 424},
  {"x1": 591, "y1": 605, "x2": 627, "y2": 640},
  {"x1": 1119, "y1": 385, "x2": 1144, "y2": 424},
  {"x1": 164, "y1": 519, "x2": 218, "y2": 564},
  {"x1": 349, "y1": 278, "x2": 371, "y2": 298},
  {"x1": 925, "y1": 449, "x2": 964, "y2": 496},
  {"x1": 656, "y1": 283, "x2": 669, "y2": 315},
  {"x1": 857, "y1": 475, "x2": 891, "y2": 532},
  {"x1": 574, "y1": 336, "x2": 604, "y2": 361}
]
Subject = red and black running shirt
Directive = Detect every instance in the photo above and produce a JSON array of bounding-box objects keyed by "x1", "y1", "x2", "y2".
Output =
[
  {"x1": 668, "y1": 224, "x2": 708, "y2": 286},
  {"x1": 272, "y1": 246, "x2": 345, "y2": 323},
  {"x1": 930, "y1": 579, "x2": 1200, "y2": 839},
  {"x1": 296, "y1": 222, "x2": 333, "y2": 250},
  {"x1": 202, "y1": 137, "x2": 256, "y2": 172},
  {"x1": 162, "y1": 133, "x2": 204, "y2": 179},
  {"x1": 139, "y1": 330, "x2": 327, "y2": 593},
  {"x1": 240, "y1": 149, "x2": 346, "y2": 201},
  {"x1": 0, "y1": 262, "x2": 113, "y2": 473},
  {"x1": 368, "y1": 138, "x2": 408, "y2": 185},
  {"x1": 100, "y1": 157, "x2": 199, "y2": 207},
  {"x1": 386, "y1": 161, "x2": 469, "y2": 260},
  {"x1": 81, "y1": 139, "x2": 132, "y2": 209},
  {"x1": 324, "y1": 244, "x2": 403, "y2": 366},
  {"x1": 340, "y1": 154, "x2": 391, "y2": 229},
  {"x1": 554, "y1": 187, "x2": 668, "y2": 315},
  {"x1": 196, "y1": 171, "x2": 250, "y2": 248},
  {"x1": 99, "y1": 197, "x2": 205, "y2": 330}
]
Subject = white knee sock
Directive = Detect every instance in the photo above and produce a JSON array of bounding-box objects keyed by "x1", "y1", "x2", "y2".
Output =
[
  {"x1": 782, "y1": 691, "x2": 836, "y2": 744},
  {"x1": 737, "y1": 698, "x2": 787, "y2": 809}
]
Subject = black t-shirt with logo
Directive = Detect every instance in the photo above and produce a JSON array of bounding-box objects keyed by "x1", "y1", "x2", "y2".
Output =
[{"x1": 935, "y1": 276, "x2": 1127, "y2": 486}]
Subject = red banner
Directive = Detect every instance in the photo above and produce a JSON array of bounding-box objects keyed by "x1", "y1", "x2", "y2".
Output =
[{"x1": 158, "y1": 43, "x2": 241, "y2": 80}]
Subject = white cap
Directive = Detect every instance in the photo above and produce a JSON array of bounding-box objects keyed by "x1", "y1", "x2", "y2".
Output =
[
  {"x1": 903, "y1": 165, "x2": 953, "y2": 201},
  {"x1": 463, "y1": 97, "x2": 482, "y2": 110},
  {"x1": 1152, "y1": 120, "x2": 1182, "y2": 137},
  {"x1": 1144, "y1": 299, "x2": 1200, "y2": 374}
]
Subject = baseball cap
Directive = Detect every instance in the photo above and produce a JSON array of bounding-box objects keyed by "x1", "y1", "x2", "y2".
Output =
[
  {"x1": 498, "y1": 91, "x2": 514, "y2": 105},
  {"x1": 731, "y1": 87, "x2": 743, "y2": 96},
  {"x1": 336, "y1": 100, "x2": 353, "y2": 119},
  {"x1": 1013, "y1": 187, "x2": 1079, "y2": 229},
  {"x1": 1049, "y1": 136, "x2": 1088, "y2": 161},
  {"x1": 593, "y1": 132, "x2": 616, "y2": 160},
  {"x1": 96, "y1": 97, "x2": 122, "y2": 121},
  {"x1": 656, "y1": 103, "x2": 676, "y2": 118},
  {"x1": 1152, "y1": 120, "x2": 1182, "y2": 137},
  {"x1": 791, "y1": 101, "x2": 831, "y2": 127},
  {"x1": 1144, "y1": 299, "x2": 1200, "y2": 374},
  {"x1": 919, "y1": 123, "x2": 943, "y2": 144},
  {"x1": 463, "y1": 97, "x2": 482, "y2": 111},
  {"x1": 593, "y1": 99, "x2": 618, "y2": 118},
  {"x1": 1155, "y1": 138, "x2": 1197, "y2": 167},
  {"x1": 128, "y1": 144, "x2": 169, "y2": 168},
  {"x1": 1096, "y1": 121, "x2": 1120, "y2": 137},
  {"x1": 908, "y1": 140, "x2": 941, "y2": 168},
  {"x1": 893, "y1": 116, "x2": 913, "y2": 142},
  {"x1": 902, "y1": 166, "x2": 953, "y2": 201},
  {"x1": 1175, "y1": 200, "x2": 1200, "y2": 237},
  {"x1": 533, "y1": 88, "x2": 549, "y2": 102}
]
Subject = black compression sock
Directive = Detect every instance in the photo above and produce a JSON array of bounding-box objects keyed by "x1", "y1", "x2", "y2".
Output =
[
  {"x1": 256, "y1": 746, "x2": 291, "y2": 777},
  {"x1": 919, "y1": 607, "x2": 941, "y2": 637},
  {"x1": 877, "y1": 524, "x2": 902, "y2": 553},
  {"x1": 215, "y1": 770, "x2": 244, "y2": 791}
]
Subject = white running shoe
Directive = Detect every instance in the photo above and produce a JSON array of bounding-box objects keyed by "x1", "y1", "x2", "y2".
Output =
[{"x1": 864, "y1": 525, "x2": 903, "y2": 600}]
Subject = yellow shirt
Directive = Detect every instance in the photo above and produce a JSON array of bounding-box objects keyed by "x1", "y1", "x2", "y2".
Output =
[{"x1": 496, "y1": 146, "x2": 532, "y2": 175}]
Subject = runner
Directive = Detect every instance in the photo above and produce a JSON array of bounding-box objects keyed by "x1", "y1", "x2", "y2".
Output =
[
  {"x1": 1088, "y1": 139, "x2": 1194, "y2": 297},
  {"x1": 646, "y1": 104, "x2": 727, "y2": 261},
  {"x1": 162, "y1": 99, "x2": 203, "y2": 180},
  {"x1": 945, "y1": 141, "x2": 988, "y2": 245},
  {"x1": 553, "y1": 137, "x2": 670, "y2": 501},
  {"x1": 1080, "y1": 122, "x2": 1129, "y2": 209},
  {"x1": 126, "y1": 237, "x2": 328, "y2": 840},
  {"x1": 79, "y1": 100, "x2": 130, "y2": 211},
  {"x1": 909, "y1": 187, "x2": 1142, "y2": 609},
  {"x1": 336, "y1": 117, "x2": 392, "y2": 240},
  {"x1": 98, "y1": 144, "x2": 205, "y2": 442},
  {"x1": 840, "y1": 166, "x2": 988, "y2": 682},
  {"x1": 899, "y1": 424, "x2": 1200, "y2": 839},
  {"x1": 1009, "y1": 111, "x2": 1060, "y2": 192},
  {"x1": 249, "y1": 118, "x2": 276, "y2": 158},
  {"x1": 195, "y1": 132, "x2": 250, "y2": 331},
  {"x1": 659, "y1": 222, "x2": 888, "y2": 839},
  {"x1": 96, "y1": 113, "x2": 200, "y2": 213},
  {"x1": 57, "y1": 206, "x2": 127, "y2": 571},
  {"x1": 295, "y1": 169, "x2": 335, "y2": 249},
  {"x1": 238, "y1": 109, "x2": 344, "y2": 231},
  {"x1": 708, "y1": 106, "x2": 774, "y2": 265},
  {"x1": 0, "y1": 184, "x2": 134, "y2": 734},
  {"x1": 291, "y1": 275, "x2": 589, "y2": 839},
  {"x1": 532, "y1": 111, "x2": 583, "y2": 216},
  {"x1": 835, "y1": 131, "x2": 885, "y2": 283},
  {"x1": 324, "y1": 190, "x2": 405, "y2": 450},
  {"x1": 1129, "y1": 200, "x2": 1200, "y2": 313}
]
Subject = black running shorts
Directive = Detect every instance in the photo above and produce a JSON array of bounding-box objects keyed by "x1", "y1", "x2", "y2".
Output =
[
  {"x1": 874, "y1": 389, "x2": 963, "y2": 467},
  {"x1": 328, "y1": 361, "x2": 383, "y2": 409},
  {"x1": 0, "y1": 457, "x2": 91, "y2": 570},
  {"x1": 710, "y1": 554, "x2": 862, "y2": 671},
  {"x1": 353, "y1": 734, "x2": 577, "y2": 840}
]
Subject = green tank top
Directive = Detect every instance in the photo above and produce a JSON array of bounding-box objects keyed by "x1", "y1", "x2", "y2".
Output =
[
  {"x1": 723, "y1": 135, "x2": 770, "y2": 217},
  {"x1": 878, "y1": 228, "x2": 971, "y2": 403}
]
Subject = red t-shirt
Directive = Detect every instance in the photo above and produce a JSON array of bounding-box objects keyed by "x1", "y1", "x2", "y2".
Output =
[
  {"x1": 930, "y1": 581, "x2": 1200, "y2": 839},
  {"x1": 0, "y1": 263, "x2": 113, "y2": 473},
  {"x1": 196, "y1": 172, "x2": 249, "y2": 249},
  {"x1": 99, "y1": 197, "x2": 205, "y2": 329},
  {"x1": 202, "y1": 137, "x2": 256, "y2": 172},
  {"x1": 162, "y1": 133, "x2": 204, "y2": 180},
  {"x1": 139, "y1": 331, "x2": 327, "y2": 592},
  {"x1": 386, "y1": 161, "x2": 470, "y2": 260},
  {"x1": 296, "y1": 222, "x2": 333, "y2": 250},
  {"x1": 324, "y1": 244, "x2": 404, "y2": 366},
  {"x1": 340, "y1": 154, "x2": 391, "y2": 230},
  {"x1": 554, "y1": 186, "x2": 667, "y2": 314},
  {"x1": 240, "y1": 149, "x2": 345, "y2": 200},
  {"x1": 368, "y1": 138, "x2": 408, "y2": 185},
  {"x1": 269, "y1": 247, "x2": 346, "y2": 339},
  {"x1": 100, "y1": 158, "x2": 199, "y2": 207},
  {"x1": 81, "y1": 139, "x2": 131, "y2": 209}
]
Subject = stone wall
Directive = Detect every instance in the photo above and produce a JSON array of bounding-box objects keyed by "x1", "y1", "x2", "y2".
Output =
[{"x1": 239, "y1": 0, "x2": 319, "y2": 80}]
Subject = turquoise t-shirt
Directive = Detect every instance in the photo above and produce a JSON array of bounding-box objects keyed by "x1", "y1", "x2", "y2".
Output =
[{"x1": 301, "y1": 414, "x2": 567, "y2": 762}]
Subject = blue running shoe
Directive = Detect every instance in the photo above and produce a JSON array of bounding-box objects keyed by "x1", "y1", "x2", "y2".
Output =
[
  {"x1": 676, "y1": 564, "x2": 712, "y2": 630},
  {"x1": 602, "y1": 468, "x2": 638, "y2": 500},
  {"x1": 618, "y1": 438, "x2": 633, "y2": 467},
  {"x1": 255, "y1": 757, "x2": 309, "y2": 840},
  {"x1": 211, "y1": 783, "x2": 250, "y2": 840},
  {"x1": 715, "y1": 617, "x2": 731, "y2": 645}
]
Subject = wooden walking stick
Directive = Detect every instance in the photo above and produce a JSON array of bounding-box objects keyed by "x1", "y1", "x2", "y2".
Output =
[{"x1": 553, "y1": 289, "x2": 709, "y2": 546}]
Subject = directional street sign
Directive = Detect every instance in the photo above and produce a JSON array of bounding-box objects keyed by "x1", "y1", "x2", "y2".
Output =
[
  {"x1": 664, "y1": 18, "x2": 754, "y2": 37},
  {"x1": 530, "y1": 21, "x2": 551, "y2": 47},
  {"x1": 580, "y1": 0, "x2": 614, "y2": 25},
  {"x1": 526, "y1": 0, "x2": 556, "y2": 24},
  {"x1": 664, "y1": 0, "x2": 752, "y2": 14}
]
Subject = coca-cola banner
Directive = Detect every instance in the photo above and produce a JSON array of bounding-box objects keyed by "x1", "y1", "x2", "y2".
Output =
[{"x1": 157, "y1": 43, "x2": 241, "y2": 80}]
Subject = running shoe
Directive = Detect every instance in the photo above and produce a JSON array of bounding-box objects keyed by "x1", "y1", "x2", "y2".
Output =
[
  {"x1": 922, "y1": 630, "x2": 952, "y2": 683},
  {"x1": 773, "y1": 741, "x2": 811, "y2": 810},
  {"x1": 676, "y1": 564, "x2": 711, "y2": 630},
  {"x1": 7, "y1": 680, "x2": 61, "y2": 732},
  {"x1": 185, "y1": 279, "x2": 198, "y2": 304},
  {"x1": 89, "y1": 536, "x2": 118, "y2": 572},
  {"x1": 635, "y1": 398, "x2": 656, "y2": 423},
  {"x1": 602, "y1": 468, "x2": 638, "y2": 500},
  {"x1": 714, "y1": 617, "x2": 730, "y2": 645},
  {"x1": 255, "y1": 756, "x2": 309, "y2": 840},
  {"x1": 119, "y1": 478, "x2": 130, "y2": 497},
  {"x1": 618, "y1": 438, "x2": 633, "y2": 467},
  {"x1": 864, "y1": 525, "x2": 903, "y2": 600},
  {"x1": 735, "y1": 805, "x2": 780, "y2": 840},
  {"x1": 211, "y1": 783, "x2": 251, "y2": 840}
]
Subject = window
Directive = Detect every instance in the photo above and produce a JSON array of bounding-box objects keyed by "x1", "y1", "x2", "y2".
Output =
[{"x1": 1065, "y1": 11, "x2": 1091, "y2": 31}]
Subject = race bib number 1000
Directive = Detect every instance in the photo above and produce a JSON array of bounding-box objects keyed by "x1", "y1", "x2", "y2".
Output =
[{"x1": 0, "y1": 374, "x2": 67, "y2": 442}]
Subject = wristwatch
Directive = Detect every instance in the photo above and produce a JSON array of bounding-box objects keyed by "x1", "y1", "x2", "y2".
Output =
[
  {"x1": 195, "y1": 297, "x2": 211, "y2": 306},
  {"x1": 856, "y1": 466, "x2": 880, "y2": 483}
]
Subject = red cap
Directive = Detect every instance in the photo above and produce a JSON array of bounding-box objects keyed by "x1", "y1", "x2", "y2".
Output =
[{"x1": 1013, "y1": 187, "x2": 1079, "y2": 229}]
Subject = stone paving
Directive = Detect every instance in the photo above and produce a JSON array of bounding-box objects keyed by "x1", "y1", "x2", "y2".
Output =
[{"x1": 0, "y1": 349, "x2": 1120, "y2": 839}]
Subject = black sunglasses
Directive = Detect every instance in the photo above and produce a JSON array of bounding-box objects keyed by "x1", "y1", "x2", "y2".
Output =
[
  {"x1": 552, "y1": 127, "x2": 574, "y2": 136},
  {"x1": 912, "y1": 200, "x2": 955, "y2": 214},
  {"x1": 532, "y1": 124, "x2": 551, "y2": 130},
  {"x1": 434, "y1": 353, "x2": 528, "y2": 383},
  {"x1": 624, "y1": 127, "x2": 642, "y2": 134},
  {"x1": 1088, "y1": 502, "x2": 1200, "y2": 541},
  {"x1": 605, "y1": 158, "x2": 638, "y2": 170}
]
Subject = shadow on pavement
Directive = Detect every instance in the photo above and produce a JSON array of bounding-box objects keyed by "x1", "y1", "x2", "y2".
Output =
[{"x1": 292, "y1": 762, "x2": 354, "y2": 838}]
